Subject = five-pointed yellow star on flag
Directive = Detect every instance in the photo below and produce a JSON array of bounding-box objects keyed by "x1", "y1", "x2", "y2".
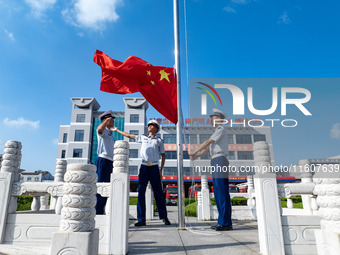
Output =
[
  {"x1": 159, "y1": 69, "x2": 170, "y2": 83},
  {"x1": 146, "y1": 70, "x2": 151, "y2": 76},
  {"x1": 150, "y1": 80, "x2": 155, "y2": 85}
]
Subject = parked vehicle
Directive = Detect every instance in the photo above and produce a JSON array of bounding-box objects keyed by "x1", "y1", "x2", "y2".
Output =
[{"x1": 165, "y1": 184, "x2": 178, "y2": 205}]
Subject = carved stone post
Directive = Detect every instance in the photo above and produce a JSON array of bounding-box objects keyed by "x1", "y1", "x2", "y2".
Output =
[
  {"x1": 253, "y1": 141, "x2": 284, "y2": 255},
  {"x1": 0, "y1": 141, "x2": 21, "y2": 243},
  {"x1": 247, "y1": 175, "x2": 256, "y2": 220},
  {"x1": 51, "y1": 163, "x2": 99, "y2": 255},
  {"x1": 313, "y1": 167, "x2": 340, "y2": 255},
  {"x1": 201, "y1": 175, "x2": 211, "y2": 220},
  {"x1": 145, "y1": 183, "x2": 154, "y2": 220},
  {"x1": 50, "y1": 160, "x2": 67, "y2": 213},
  {"x1": 299, "y1": 159, "x2": 315, "y2": 214},
  {"x1": 40, "y1": 194, "x2": 49, "y2": 210},
  {"x1": 108, "y1": 140, "x2": 130, "y2": 255},
  {"x1": 197, "y1": 191, "x2": 203, "y2": 220},
  {"x1": 1, "y1": 141, "x2": 22, "y2": 214}
]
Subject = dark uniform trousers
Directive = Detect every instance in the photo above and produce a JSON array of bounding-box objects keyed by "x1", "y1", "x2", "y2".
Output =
[
  {"x1": 137, "y1": 164, "x2": 167, "y2": 222},
  {"x1": 211, "y1": 156, "x2": 232, "y2": 226},
  {"x1": 95, "y1": 157, "x2": 113, "y2": 215}
]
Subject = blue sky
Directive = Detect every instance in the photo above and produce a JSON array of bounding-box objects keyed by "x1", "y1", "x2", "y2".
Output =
[{"x1": 0, "y1": 0, "x2": 340, "y2": 175}]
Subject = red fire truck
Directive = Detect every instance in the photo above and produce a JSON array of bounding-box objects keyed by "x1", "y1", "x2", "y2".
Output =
[{"x1": 165, "y1": 184, "x2": 178, "y2": 205}]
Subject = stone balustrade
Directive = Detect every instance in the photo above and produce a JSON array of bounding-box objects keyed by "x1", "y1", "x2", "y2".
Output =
[{"x1": 51, "y1": 163, "x2": 99, "y2": 255}]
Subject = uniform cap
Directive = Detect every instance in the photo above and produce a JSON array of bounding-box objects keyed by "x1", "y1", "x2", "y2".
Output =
[
  {"x1": 148, "y1": 119, "x2": 160, "y2": 130},
  {"x1": 99, "y1": 110, "x2": 115, "y2": 121},
  {"x1": 209, "y1": 108, "x2": 226, "y2": 119}
]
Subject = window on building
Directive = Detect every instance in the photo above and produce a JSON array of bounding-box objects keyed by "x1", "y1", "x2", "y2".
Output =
[
  {"x1": 227, "y1": 134, "x2": 234, "y2": 144},
  {"x1": 63, "y1": 133, "x2": 67, "y2": 143},
  {"x1": 199, "y1": 134, "x2": 211, "y2": 143},
  {"x1": 130, "y1": 114, "x2": 139, "y2": 123},
  {"x1": 163, "y1": 134, "x2": 176, "y2": 144},
  {"x1": 163, "y1": 167, "x2": 177, "y2": 176},
  {"x1": 129, "y1": 130, "x2": 139, "y2": 142},
  {"x1": 73, "y1": 149, "x2": 83, "y2": 158},
  {"x1": 183, "y1": 167, "x2": 191, "y2": 176},
  {"x1": 34, "y1": 177, "x2": 39, "y2": 181},
  {"x1": 183, "y1": 150, "x2": 190, "y2": 159},
  {"x1": 184, "y1": 134, "x2": 197, "y2": 144},
  {"x1": 76, "y1": 114, "x2": 86, "y2": 122},
  {"x1": 20, "y1": 176, "x2": 24, "y2": 181},
  {"x1": 227, "y1": 151, "x2": 235, "y2": 160},
  {"x1": 27, "y1": 177, "x2": 32, "y2": 181},
  {"x1": 236, "y1": 134, "x2": 252, "y2": 144},
  {"x1": 237, "y1": 151, "x2": 254, "y2": 160},
  {"x1": 253, "y1": 134, "x2": 266, "y2": 142},
  {"x1": 75, "y1": 130, "x2": 84, "y2": 142},
  {"x1": 130, "y1": 149, "x2": 139, "y2": 158},
  {"x1": 129, "y1": 166, "x2": 139, "y2": 176},
  {"x1": 61, "y1": 150, "x2": 66, "y2": 159},
  {"x1": 165, "y1": 151, "x2": 177, "y2": 159}
]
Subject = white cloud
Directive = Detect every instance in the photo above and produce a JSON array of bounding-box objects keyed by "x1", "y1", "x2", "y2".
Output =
[
  {"x1": 278, "y1": 11, "x2": 292, "y2": 25},
  {"x1": 231, "y1": 0, "x2": 249, "y2": 5},
  {"x1": 62, "y1": 0, "x2": 123, "y2": 30},
  {"x1": 24, "y1": 0, "x2": 57, "y2": 17},
  {"x1": 4, "y1": 29, "x2": 15, "y2": 41},
  {"x1": 3, "y1": 117, "x2": 40, "y2": 130},
  {"x1": 223, "y1": 6, "x2": 237, "y2": 13},
  {"x1": 330, "y1": 123, "x2": 340, "y2": 139}
]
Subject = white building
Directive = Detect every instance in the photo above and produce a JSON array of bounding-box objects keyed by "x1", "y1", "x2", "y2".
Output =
[{"x1": 57, "y1": 97, "x2": 275, "y2": 191}]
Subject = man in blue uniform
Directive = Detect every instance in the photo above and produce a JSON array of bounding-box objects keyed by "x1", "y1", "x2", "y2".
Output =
[
  {"x1": 95, "y1": 110, "x2": 115, "y2": 215},
  {"x1": 112, "y1": 120, "x2": 171, "y2": 226},
  {"x1": 190, "y1": 109, "x2": 232, "y2": 231}
]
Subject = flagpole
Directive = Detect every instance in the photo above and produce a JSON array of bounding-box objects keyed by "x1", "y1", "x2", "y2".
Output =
[{"x1": 173, "y1": 0, "x2": 185, "y2": 229}]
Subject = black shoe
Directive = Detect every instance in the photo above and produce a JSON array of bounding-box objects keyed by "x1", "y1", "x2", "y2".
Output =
[
  {"x1": 163, "y1": 218, "x2": 171, "y2": 225},
  {"x1": 215, "y1": 225, "x2": 233, "y2": 231},
  {"x1": 134, "y1": 221, "x2": 146, "y2": 227},
  {"x1": 210, "y1": 224, "x2": 218, "y2": 229}
]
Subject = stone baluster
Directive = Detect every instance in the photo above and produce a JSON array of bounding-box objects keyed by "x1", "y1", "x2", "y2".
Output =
[
  {"x1": 313, "y1": 167, "x2": 340, "y2": 255},
  {"x1": 1, "y1": 141, "x2": 22, "y2": 213},
  {"x1": 201, "y1": 175, "x2": 211, "y2": 220},
  {"x1": 0, "y1": 141, "x2": 21, "y2": 243},
  {"x1": 299, "y1": 159, "x2": 315, "y2": 214},
  {"x1": 247, "y1": 175, "x2": 256, "y2": 220},
  {"x1": 146, "y1": 183, "x2": 154, "y2": 220},
  {"x1": 51, "y1": 163, "x2": 99, "y2": 255},
  {"x1": 253, "y1": 141, "x2": 284, "y2": 255},
  {"x1": 53, "y1": 160, "x2": 67, "y2": 215},
  {"x1": 197, "y1": 191, "x2": 202, "y2": 220},
  {"x1": 40, "y1": 194, "x2": 49, "y2": 210},
  {"x1": 108, "y1": 140, "x2": 130, "y2": 255}
]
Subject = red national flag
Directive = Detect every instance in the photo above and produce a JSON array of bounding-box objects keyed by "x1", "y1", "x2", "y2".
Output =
[{"x1": 94, "y1": 50, "x2": 178, "y2": 124}]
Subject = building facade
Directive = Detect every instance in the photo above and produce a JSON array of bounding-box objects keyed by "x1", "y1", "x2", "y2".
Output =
[{"x1": 57, "y1": 97, "x2": 275, "y2": 190}]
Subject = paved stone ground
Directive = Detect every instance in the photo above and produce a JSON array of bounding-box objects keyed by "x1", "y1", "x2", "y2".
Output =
[
  {"x1": 128, "y1": 206, "x2": 260, "y2": 255},
  {"x1": 0, "y1": 207, "x2": 260, "y2": 255}
]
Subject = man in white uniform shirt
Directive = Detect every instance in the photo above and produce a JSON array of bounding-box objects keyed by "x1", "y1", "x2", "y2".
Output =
[{"x1": 113, "y1": 119, "x2": 171, "y2": 226}]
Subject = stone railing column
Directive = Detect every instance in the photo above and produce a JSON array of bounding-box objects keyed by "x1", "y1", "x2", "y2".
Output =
[
  {"x1": 1, "y1": 141, "x2": 22, "y2": 214},
  {"x1": 201, "y1": 175, "x2": 211, "y2": 220},
  {"x1": 299, "y1": 159, "x2": 316, "y2": 214},
  {"x1": 0, "y1": 141, "x2": 21, "y2": 243},
  {"x1": 253, "y1": 141, "x2": 284, "y2": 255},
  {"x1": 247, "y1": 175, "x2": 256, "y2": 220},
  {"x1": 197, "y1": 191, "x2": 202, "y2": 220},
  {"x1": 108, "y1": 140, "x2": 130, "y2": 255},
  {"x1": 313, "y1": 167, "x2": 340, "y2": 255},
  {"x1": 146, "y1": 183, "x2": 154, "y2": 220},
  {"x1": 51, "y1": 163, "x2": 99, "y2": 255},
  {"x1": 50, "y1": 160, "x2": 67, "y2": 214}
]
